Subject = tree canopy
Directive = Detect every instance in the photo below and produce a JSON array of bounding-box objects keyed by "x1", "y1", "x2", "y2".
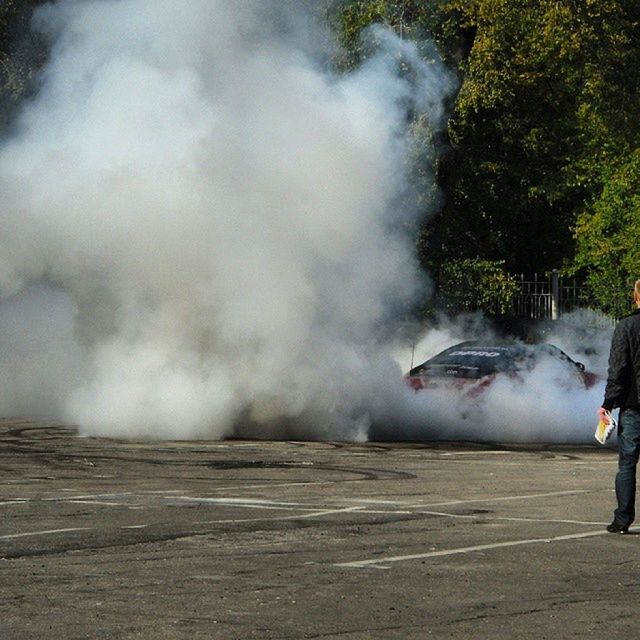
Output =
[
  {"x1": 332, "y1": 0, "x2": 640, "y2": 313},
  {"x1": 2, "y1": 0, "x2": 639, "y2": 315},
  {"x1": 0, "y1": 0, "x2": 47, "y2": 133}
]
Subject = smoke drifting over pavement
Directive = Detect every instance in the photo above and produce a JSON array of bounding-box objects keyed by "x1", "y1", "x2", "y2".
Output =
[
  {"x1": 0, "y1": 1, "x2": 610, "y2": 444},
  {"x1": 0, "y1": 0, "x2": 452, "y2": 439}
]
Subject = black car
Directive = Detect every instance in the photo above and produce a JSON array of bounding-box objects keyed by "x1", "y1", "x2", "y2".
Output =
[{"x1": 406, "y1": 341, "x2": 597, "y2": 392}]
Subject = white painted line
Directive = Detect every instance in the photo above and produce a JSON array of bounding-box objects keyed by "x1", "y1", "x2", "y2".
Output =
[
  {"x1": 208, "y1": 481, "x2": 333, "y2": 492},
  {"x1": 196, "y1": 504, "x2": 323, "y2": 512},
  {"x1": 145, "y1": 490, "x2": 186, "y2": 494},
  {"x1": 334, "y1": 528, "x2": 618, "y2": 568},
  {"x1": 297, "y1": 506, "x2": 364, "y2": 519},
  {"x1": 337, "y1": 489, "x2": 600, "y2": 510},
  {"x1": 440, "y1": 451, "x2": 512, "y2": 456},
  {"x1": 408, "y1": 489, "x2": 600, "y2": 508},
  {"x1": 77, "y1": 497, "x2": 325, "y2": 513},
  {"x1": 339, "y1": 499, "x2": 412, "y2": 505},
  {"x1": 317, "y1": 505, "x2": 607, "y2": 527},
  {"x1": 492, "y1": 516, "x2": 607, "y2": 526},
  {"x1": 414, "y1": 510, "x2": 607, "y2": 526},
  {"x1": 173, "y1": 497, "x2": 312, "y2": 506},
  {"x1": 353, "y1": 509, "x2": 414, "y2": 515},
  {"x1": 41, "y1": 493, "x2": 132, "y2": 502},
  {"x1": 196, "y1": 505, "x2": 365, "y2": 526},
  {"x1": 332, "y1": 506, "x2": 607, "y2": 527},
  {"x1": 0, "y1": 493, "x2": 136, "y2": 507},
  {"x1": 1, "y1": 489, "x2": 605, "y2": 519},
  {"x1": 0, "y1": 493, "x2": 349, "y2": 514},
  {"x1": 170, "y1": 497, "x2": 334, "y2": 512},
  {"x1": 65, "y1": 500, "x2": 130, "y2": 506},
  {"x1": 0, "y1": 527, "x2": 92, "y2": 540}
]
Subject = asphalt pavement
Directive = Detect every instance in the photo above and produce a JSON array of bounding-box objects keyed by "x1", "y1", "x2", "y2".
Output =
[{"x1": 0, "y1": 418, "x2": 635, "y2": 639}]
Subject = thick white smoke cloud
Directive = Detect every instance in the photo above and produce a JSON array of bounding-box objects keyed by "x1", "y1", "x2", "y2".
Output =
[
  {"x1": 0, "y1": 0, "x2": 452, "y2": 439},
  {"x1": 0, "y1": 1, "x2": 613, "y2": 445}
]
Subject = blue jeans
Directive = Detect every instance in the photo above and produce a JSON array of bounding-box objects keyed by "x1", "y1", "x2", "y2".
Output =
[{"x1": 614, "y1": 407, "x2": 640, "y2": 527}]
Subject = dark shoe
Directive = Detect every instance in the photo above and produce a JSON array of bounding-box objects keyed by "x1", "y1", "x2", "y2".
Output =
[{"x1": 607, "y1": 522, "x2": 629, "y2": 534}]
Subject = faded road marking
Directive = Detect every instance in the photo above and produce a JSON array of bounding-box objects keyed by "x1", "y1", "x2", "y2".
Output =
[
  {"x1": 0, "y1": 527, "x2": 92, "y2": 540},
  {"x1": 334, "y1": 528, "x2": 619, "y2": 568},
  {"x1": 408, "y1": 489, "x2": 602, "y2": 508},
  {"x1": 338, "y1": 489, "x2": 602, "y2": 510}
]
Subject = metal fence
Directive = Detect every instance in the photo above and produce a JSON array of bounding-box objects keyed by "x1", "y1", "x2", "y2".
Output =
[
  {"x1": 512, "y1": 271, "x2": 587, "y2": 319},
  {"x1": 440, "y1": 271, "x2": 616, "y2": 326},
  {"x1": 510, "y1": 272, "x2": 616, "y2": 327}
]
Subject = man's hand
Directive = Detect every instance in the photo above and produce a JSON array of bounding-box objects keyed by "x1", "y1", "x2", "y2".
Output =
[{"x1": 598, "y1": 407, "x2": 610, "y2": 423}]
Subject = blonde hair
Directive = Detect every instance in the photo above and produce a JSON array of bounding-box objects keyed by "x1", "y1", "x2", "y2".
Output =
[{"x1": 634, "y1": 280, "x2": 640, "y2": 298}]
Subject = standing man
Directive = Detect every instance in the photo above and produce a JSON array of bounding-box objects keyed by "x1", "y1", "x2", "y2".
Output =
[{"x1": 600, "y1": 279, "x2": 640, "y2": 533}]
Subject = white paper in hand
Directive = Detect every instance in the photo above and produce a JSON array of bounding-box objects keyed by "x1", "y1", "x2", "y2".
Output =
[{"x1": 595, "y1": 410, "x2": 617, "y2": 445}]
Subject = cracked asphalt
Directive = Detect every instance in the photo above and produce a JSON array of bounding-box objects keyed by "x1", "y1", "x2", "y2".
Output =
[{"x1": 0, "y1": 418, "x2": 636, "y2": 639}]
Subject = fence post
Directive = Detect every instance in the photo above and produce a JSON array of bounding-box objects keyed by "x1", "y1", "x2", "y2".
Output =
[{"x1": 551, "y1": 269, "x2": 560, "y2": 320}]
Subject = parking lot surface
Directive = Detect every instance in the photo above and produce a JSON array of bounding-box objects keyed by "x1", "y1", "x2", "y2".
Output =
[{"x1": 0, "y1": 419, "x2": 635, "y2": 639}]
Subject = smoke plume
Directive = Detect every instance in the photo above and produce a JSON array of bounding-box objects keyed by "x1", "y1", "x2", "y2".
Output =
[
  {"x1": 0, "y1": 0, "x2": 452, "y2": 439},
  {"x1": 0, "y1": 1, "x2": 611, "y2": 445}
]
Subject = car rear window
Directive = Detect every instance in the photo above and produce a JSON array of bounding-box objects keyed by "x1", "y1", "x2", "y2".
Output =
[{"x1": 410, "y1": 345, "x2": 526, "y2": 378}]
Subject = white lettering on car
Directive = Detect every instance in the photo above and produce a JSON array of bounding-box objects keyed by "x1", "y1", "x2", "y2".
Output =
[{"x1": 448, "y1": 351, "x2": 501, "y2": 357}]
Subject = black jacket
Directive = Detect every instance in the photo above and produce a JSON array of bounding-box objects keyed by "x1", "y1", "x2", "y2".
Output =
[{"x1": 603, "y1": 309, "x2": 640, "y2": 410}]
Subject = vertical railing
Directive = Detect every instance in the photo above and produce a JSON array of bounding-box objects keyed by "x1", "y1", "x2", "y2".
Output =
[
  {"x1": 510, "y1": 272, "x2": 611, "y2": 323},
  {"x1": 512, "y1": 273, "x2": 554, "y2": 319},
  {"x1": 437, "y1": 271, "x2": 615, "y2": 324}
]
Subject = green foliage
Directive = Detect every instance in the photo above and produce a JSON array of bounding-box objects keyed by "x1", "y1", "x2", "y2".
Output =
[
  {"x1": 436, "y1": 258, "x2": 519, "y2": 315},
  {"x1": 329, "y1": 1, "x2": 435, "y2": 71},
  {"x1": 426, "y1": 0, "x2": 640, "y2": 276},
  {"x1": 0, "y1": 0, "x2": 48, "y2": 133},
  {"x1": 574, "y1": 150, "x2": 640, "y2": 317},
  {"x1": 332, "y1": 1, "x2": 640, "y2": 304}
]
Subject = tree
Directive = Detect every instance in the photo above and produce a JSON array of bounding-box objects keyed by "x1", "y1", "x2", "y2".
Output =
[
  {"x1": 436, "y1": 258, "x2": 518, "y2": 315},
  {"x1": 574, "y1": 150, "x2": 640, "y2": 317},
  {"x1": 0, "y1": 0, "x2": 48, "y2": 134},
  {"x1": 331, "y1": 1, "x2": 640, "y2": 298},
  {"x1": 423, "y1": 1, "x2": 640, "y2": 278}
]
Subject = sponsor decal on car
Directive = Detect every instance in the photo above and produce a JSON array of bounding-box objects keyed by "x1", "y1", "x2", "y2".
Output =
[{"x1": 448, "y1": 350, "x2": 502, "y2": 358}]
